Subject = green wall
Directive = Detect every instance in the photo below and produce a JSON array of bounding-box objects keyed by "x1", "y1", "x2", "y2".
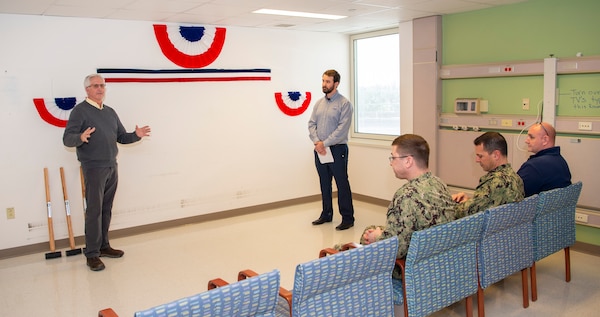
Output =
[
  {"x1": 442, "y1": 0, "x2": 600, "y2": 246},
  {"x1": 577, "y1": 225, "x2": 600, "y2": 246},
  {"x1": 442, "y1": 0, "x2": 600, "y2": 116}
]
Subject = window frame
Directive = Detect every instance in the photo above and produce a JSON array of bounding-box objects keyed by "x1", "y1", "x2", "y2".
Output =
[{"x1": 349, "y1": 28, "x2": 400, "y2": 144}]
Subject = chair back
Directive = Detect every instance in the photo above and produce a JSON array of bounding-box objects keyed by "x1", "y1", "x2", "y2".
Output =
[
  {"x1": 533, "y1": 182, "x2": 583, "y2": 261},
  {"x1": 478, "y1": 195, "x2": 538, "y2": 289},
  {"x1": 404, "y1": 212, "x2": 485, "y2": 317},
  {"x1": 291, "y1": 236, "x2": 398, "y2": 317},
  {"x1": 134, "y1": 269, "x2": 281, "y2": 317}
]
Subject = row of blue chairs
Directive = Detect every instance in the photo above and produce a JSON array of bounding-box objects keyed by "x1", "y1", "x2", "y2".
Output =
[
  {"x1": 98, "y1": 181, "x2": 581, "y2": 317},
  {"x1": 325, "y1": 181, "x2": 582, "y2": 317},
  {"x1": 99, "y1": 236, "x2": 400, "y2": 317}
]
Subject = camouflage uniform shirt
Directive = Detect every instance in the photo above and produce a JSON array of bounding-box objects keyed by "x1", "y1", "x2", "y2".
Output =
[
  {"x1": 376, "y1": 171, "x2": 456, "y2": 278},
  {"x1": 455, "y1": 163, "x2": 524, "y2": 218}
]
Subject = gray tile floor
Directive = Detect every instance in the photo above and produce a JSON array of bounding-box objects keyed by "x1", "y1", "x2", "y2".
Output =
[{"x1": 0, "y1": 200, "x2": 598, "y2": 316}]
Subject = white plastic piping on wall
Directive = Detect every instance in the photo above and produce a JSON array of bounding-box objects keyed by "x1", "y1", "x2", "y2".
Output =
[{"x1": 543, "y1": 57, "x2": 557, "y2": 125}]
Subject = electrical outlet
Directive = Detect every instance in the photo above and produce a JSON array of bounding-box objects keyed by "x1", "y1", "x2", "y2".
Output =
[
  {"x1": 522, "y1": 98, "x2": 530, "y2": 110},
  {"x1": 578, "y1": 121, "x2": 592, "y2": 131},
  {"x1": 502, "y1": 65, "x2": 514, "y2": 73},
  {"x1": 575, "y1": 212, "x2": 588, "y2": 223},
  {"x1": 6, "y1": 207, "x2": 15, "y2": 220},
  {"x1": 501, "y1": 119, "x2": 512, "y2": 127}
]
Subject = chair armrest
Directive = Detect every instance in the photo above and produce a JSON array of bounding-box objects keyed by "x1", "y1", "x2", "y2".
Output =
[
  {"x1": 341, "y1": 242, "x2": 359, "y2": 251},
  {"x1": 238, "y1": 269, "x2": 260, "y2": 280},
  {"x1": 239, "y1": 269, "x2": 293, "y2": 312},
  {"x1": 395, "y1": 258, "x2": 406, "y2": 271},
  {"x1": 279, "y1": 287, "x2": 293, "y2": 313},
  {"x1": 319, "y1": 248, "x2": 339, "y2": 258},
  {"x1": 319, "y1": 242, "x2": 359, "y2": 258},
  {"x1": 207, "y1": 278, "x2": 229, "y2": 290},
  {"x1": 98, "y1": 308, "x2": 119, "y2": 317}
]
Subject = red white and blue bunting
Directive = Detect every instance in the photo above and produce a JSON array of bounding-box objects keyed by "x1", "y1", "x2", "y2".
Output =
[
  {"x1": 275, "y1": 91, "x2": 312, "y2": 116},
  {"x1": 98, "y1": 68, "x2": 271, "y2": 83},
  {"x1": 153, "y1": 24, "x2": 226, "y2": 68},
  {"x1": 33, "y1": 97, "x2": 78, "y2": 127}
]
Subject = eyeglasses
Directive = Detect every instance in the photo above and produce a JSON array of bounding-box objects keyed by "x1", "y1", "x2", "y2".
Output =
[
  {"x1": 537, "y1": 122, "x2": 549, "y2": 136},
  {"x1": 389, "y1": 155, "x2": 412, "y2": 163},
  {"x1": 87, "y1": 84, "x2": 106, "y2": 89}
]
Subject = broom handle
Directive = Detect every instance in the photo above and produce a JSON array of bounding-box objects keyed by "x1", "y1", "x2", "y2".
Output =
[
  {"x1": 60, "y1": 167, "x2": 76, "y2": 249},
  {"x1": 44, "y1": 168, "x2": 56, "y2": 252}
]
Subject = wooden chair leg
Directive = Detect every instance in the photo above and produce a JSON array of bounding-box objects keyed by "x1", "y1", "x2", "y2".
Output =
[
  {"x1": 402, "y1": 283, "x2": 409, "y2": 317},
  {"x1": 565, "y1": 247, "x2": 571, "y2": 282},
  {"x1": 465, "y1": 295, "x2": 473, "y2": 317},
  {"x1": 398, "y1": 260, "x2": 408, "y2": 317},
  {"x1": 477, "y1": 285, "x2": 484, "y2": 317},
  {"x1": 530, "y1": 262, "x2": 538, "y2": 302},
  {"x1": 521, "y1": 268, "x2": 529, "y2": 308}
]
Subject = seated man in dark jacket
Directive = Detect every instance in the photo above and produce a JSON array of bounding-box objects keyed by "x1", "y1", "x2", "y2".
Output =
[{"x1": 517, "y1": 122, "x2": 571, "y2": 197}]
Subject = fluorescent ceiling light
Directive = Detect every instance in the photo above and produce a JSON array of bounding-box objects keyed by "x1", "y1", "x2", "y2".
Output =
[{"x1": 253, "y1": 9, "x2": 346, "y2": 20}]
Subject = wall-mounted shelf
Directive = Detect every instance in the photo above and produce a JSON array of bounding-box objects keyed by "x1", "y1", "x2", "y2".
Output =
[
  {"x1": 440, "y1": 59, "x2": 543, "y2": 79},
  {"x1": 557, "y1": 56, "x2": 600, "y2": 74},
  {"x1": 440, "y1": 113, "x2": 600, "y2": 136},
  {"x1": 440, "y1": 55, "x2": 600, "y2": 79}
]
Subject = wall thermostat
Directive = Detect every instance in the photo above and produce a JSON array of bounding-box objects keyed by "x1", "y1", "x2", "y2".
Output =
[{"x1": 454, "y1": 98, "x2": 480, "y2": 114}]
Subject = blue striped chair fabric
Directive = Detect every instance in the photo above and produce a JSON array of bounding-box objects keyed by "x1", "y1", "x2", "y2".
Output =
[
  {"x1": 282, "y1": 236, "x2": 398, "y2": 317},
  {"x1": 478, "y1": 195, "x2": 538, "y2": 288},
  {"x1": 392, "y1": 278, "x2": 403, "y2": 307},
  {"x1": 533, "y1": 182, "x2": 582, "y2": 261},
  {"x1": 401, "y1": 212, "x2": 485, "y2": 317},
  {"x1": 133, "y1": 269, "x2": 281, "y2": 317},
  {"x1": 476, "y1": 194, "x2": 539, "y2": 316},
  {"x1": 530, "y1": 181, "x2": 583, "y2": 301}
]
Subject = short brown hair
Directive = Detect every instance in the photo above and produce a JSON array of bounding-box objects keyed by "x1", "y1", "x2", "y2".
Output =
[
  {"x1": 474, "y1": 131, "x2": 507, "y2": 156},
  {"x1": 391, "y1": 134, "x2": 430, "y2": 168},
  {"x1": 323, "y1": 69, "x2": 340, "y2": 83}
]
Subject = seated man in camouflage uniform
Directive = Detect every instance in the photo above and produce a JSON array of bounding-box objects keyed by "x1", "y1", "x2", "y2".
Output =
[
  {"x1": 360, "y1": 134, "x2": 456, "y2": 279},
  {"x1": 453, "y1": 131, "x2": 524, "y2": 218}
]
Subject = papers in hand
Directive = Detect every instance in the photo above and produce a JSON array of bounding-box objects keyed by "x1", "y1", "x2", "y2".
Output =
[{"x1": 318, "y1": 146, "x2": 334, "y2": 164}]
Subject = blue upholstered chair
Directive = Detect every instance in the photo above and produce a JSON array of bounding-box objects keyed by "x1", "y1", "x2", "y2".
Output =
[
  {"x1": 98, "y1": 269, "x2": 281, "y2": 317},
  {"x1": 476, "y1": 195, "x2": 539, "y2": 317},
  {"x1": 530, "y1": 181, "x2": 583, "y2": 301},
  {"x1": 399, "y1": 212, "x2": 485, "y2": 317},
  {"x1": 252, "y1": 236, "x2": 398, "y2": 317}
]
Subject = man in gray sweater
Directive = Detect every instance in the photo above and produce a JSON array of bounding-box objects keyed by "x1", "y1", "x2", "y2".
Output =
[{"x1": 63, "y1": 74, "x2": 151, "y2": 271}]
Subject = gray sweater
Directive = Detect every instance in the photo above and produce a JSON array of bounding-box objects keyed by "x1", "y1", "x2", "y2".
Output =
[{"x1": 63, "y1": 101, "x2": 140, "y2": 168}]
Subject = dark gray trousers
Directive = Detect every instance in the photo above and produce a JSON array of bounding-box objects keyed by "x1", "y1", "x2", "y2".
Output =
[{"x1": 82, "y1": 166, "x2": 118, "y2": 258}]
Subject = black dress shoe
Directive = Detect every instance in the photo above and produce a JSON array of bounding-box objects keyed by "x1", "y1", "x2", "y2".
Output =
[
  {"x1": 100, "y1": 247, "x2": 124, "y2": 258},
  {"x1": 336, "y1": 223, "x2": 354, "y2": 231},
  {"x1": 312, "y1": 218, "x2": 332, "y2": 225},
  {"x1": 87, "y1": 257, "x2": 105, "y2": 271}
]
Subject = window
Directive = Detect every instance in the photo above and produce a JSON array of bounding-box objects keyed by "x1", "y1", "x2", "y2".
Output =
[{"x1": 351, "y1": 29, "x2": 400, "y2": 140}]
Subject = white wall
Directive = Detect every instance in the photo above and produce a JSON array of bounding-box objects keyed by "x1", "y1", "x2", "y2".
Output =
[{"x1": 0, "y1": 14, "x2": 350, "y2": 250}]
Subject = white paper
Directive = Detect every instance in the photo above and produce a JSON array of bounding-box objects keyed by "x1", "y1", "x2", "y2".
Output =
[{"x1": 318, "y1": 146, "x2": 334, "y2": 164}]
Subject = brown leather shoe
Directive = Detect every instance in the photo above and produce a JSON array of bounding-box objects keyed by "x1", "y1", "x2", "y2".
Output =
[
  {"x1": 100, "y1": 247, "x2": 124, "y2": 258},
  {"x1": 87, "y1": 257, "x2": 105, "y2": 271}
]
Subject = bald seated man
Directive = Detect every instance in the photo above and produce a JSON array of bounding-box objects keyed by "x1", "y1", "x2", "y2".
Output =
[{"x1": 517, "y1": 122, "x2": 571, "y2": 197}]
